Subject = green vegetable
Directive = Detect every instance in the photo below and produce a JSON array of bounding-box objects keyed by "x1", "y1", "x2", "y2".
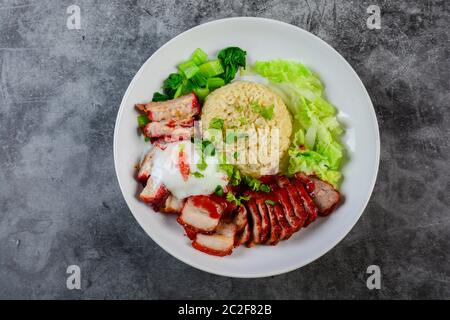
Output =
[
  {"x1": 152, "y1": 92, "x2": 170, "y2": 102},
  {"x1": 191, "y1": 171, "x2": 204, "y2": 178},
  {"x1": 207, "y1": 77, "x2": 225, "y2": 90},
  {"x1": 260, "y1": 184, "x2": 271, "y2": 193},
  {"x1": 209, "y1": 118, "x2": 224, "y2": 130},
  {"x1": 250, "y1": 102, "x2": 274, "y2": 120},
  {"x1": 196, "y1": 161, "x2": 207, "y2": 171},
  {"x1": 260, "y1": 105, "x2": 274, "y2": 120},
  {"x1": 214, "y1": 185, "x2": 224, "y2": 197},
  {"x1": 199, "y1": 60, "x2": 224, "y2": 78},
  {"x1": 243, "y1": 176, "x2": 271, "y2": 193},
  {"x1": 178, "y1": 60, "x2": 200, "y2": 79},
  {"x1": 226, "y1": 192, "x2": 251, "y2": 206},
  {"x1": 218, "y1": 47, "x2": 247, "y2": 83},
  {"x1": 194, "y1": 87, "x2": 210, "y2": 101},
  {"x1": 219, "y1": 164, "x2": 241, "y2": 186},
  {"x1": 191, "y1": 48, "x2": 208, "y2": 66},
  {"x1": 253, "y1": 59, "x2": 345, "y2": 187},
  {"x1": 162, "y1": 73, "x2": 184, "y2": 98},
  {"x1": 137, "y1": 115, "x2": 150, "y2": 127},
  {"x1": 265, "y1": 200, "x2": 276, "y2": 206}
]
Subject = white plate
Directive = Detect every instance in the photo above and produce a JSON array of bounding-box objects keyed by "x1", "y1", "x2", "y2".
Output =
[{"x1": 114, "y1": 17, "x2": 380, "y2": 278}]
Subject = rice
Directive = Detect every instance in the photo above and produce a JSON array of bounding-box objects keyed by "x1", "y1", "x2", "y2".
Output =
[{"x1": 201, "y1": 81, "x2": 292, "y2": 177}]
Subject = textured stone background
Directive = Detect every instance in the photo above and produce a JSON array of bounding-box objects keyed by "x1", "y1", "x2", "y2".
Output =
[{"x1": 0, "y1": 0, "x2": 449, "y2": 299}]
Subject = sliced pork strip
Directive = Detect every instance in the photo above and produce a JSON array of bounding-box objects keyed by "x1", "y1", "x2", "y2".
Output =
[
  {"x1": 245, "y1": 200, "x2": 262, "y2": 248},
  {"x1": 273, "y1": 204, "x2": 293, "y2": 240},
  {"x1": 139, "y1": 178, "x2": 169, "y2": 210},
  {"x1": 235, "y1": 222, "x2": 251, "y2": 247},
  {"x1": 265, "y1": 202, "x2": 282, "y2": 245},
  {"x1": 143, "y1": 122, "x2": 194, "y2": 139},
  {"x1": 275, "y1": 188, "x2": 302, "y2": 232},
  {"x1": 294, "y1": 173, "x2": 341, "y2": 216},
  {"x1": 160, "y1": 195, "x2": 185, "y2": 214},
  {"x1": 255, "y1": 197, "x2": 270, "y2": 243},
  {"x1": 309, "y1": 177, "x2": 341, "y2": 216},
  {"x1": 137, "y1": 148, "x2": 155, "y2": 183},
  {"x1": 275, "y1": 176, "x2": 307, "y2": 228},
  {"x1": 192, "y1": 222, "x2": 237, "y2": 257},
  {"x1": 178, "y1": 195, "x2": 225, "y2": 233},
  {"x1": 292, "y1": 179, "x2": 319, "y2": 226},
  {"x1": 233, "y1": 205, "x2": 248, "y2": 233},
  {"x1": 136, "y1": 93, "x2": 200, "y2": 122}
]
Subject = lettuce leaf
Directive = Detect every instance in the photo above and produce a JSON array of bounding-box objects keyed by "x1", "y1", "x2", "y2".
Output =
[{"x1": 253, "y1": 60, "x2": 345, "y2": 187}]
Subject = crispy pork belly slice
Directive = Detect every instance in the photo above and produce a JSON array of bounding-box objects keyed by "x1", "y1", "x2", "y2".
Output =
[
  {"x1": 292, "y1": 179, "x2": 319, "y2": 226},
  {"x1": 139, "y1": 178, "x2": 169, "y2": 210},
  {"x1": 192, "y1": 222, "x2": 237, "y2": 257},
  {"x1": 265, "y1": 202, "x2": 282, "y2": 245},
  {"x1": 309, "y1": 177, "x2": 341, "y2": 216},
  {"x1": 142, "y1": 121, "x2": 194, "y2": 139},
  {"x1": 245, "y1": 200, "x2": 262, "y2": 248},
  {"x1": 137, "y1": 149, "x2": 155, "y2": 183},
  {"x1": 275, "y1": 176, "x2": 307, "y2": 228},
  {"x1": 160, "y1": 195, "x2": 185, "y2": 214},
  {"x1": 136, "y1": 93, "x2": 200, "y2": 122},
  {"x1": 178, "y1": 195, "x2": 224, "y2": 233},
  {"x1": 255, "y1": 197, "x2": 270, "y2": 243},
  {"x1": 274, "y1": 188, "x2": 302, "y2": 232}
]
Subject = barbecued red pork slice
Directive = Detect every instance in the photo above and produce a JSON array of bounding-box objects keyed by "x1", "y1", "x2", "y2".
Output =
[
  {"x1": 292, "y1": 179, "x2": 319, "y2": 226},
  {"x1": 309, "y1": 177, "x2": 341, "y2": 216},
  {"x1": 139, "y1": 178, "x2": 169, "y2": 210},
  {"x1": 294, "y1": 173, "x2": 340, "y2": 216},
  {"x1": 137, "y1": 149, "x2": 155, "y2": 183},
  {"x1": 136, "y1": 93, "x2": 200, "y2": 122},
  {"x1": 160, "y1": 195, "x2": 185, "y2": 214},
  {"x1": 192, "y1": 222, "x2": 237, "y2": 257},
  {"x1": 255, "y1": 197, "x2": 270, "y2": 243},
  {"x1": 233, "y1": 205, "x2": 250, "y2": 247},
  {"x1": 178, "y1": 195, "x2": 225, "y2": 233},
  {"x1": 274, "y1": 188, "x2": 302, "y2": 232},
  {"x1": 273, "y1": 203, "x2": 293, "y2": 240},
  {"x1": 245, "y1": 200, "x2": 262, "y2": 248},
  {"x1": 233, "y1": 205, "x2": 248, "y2": 233},
  {"x1": 275, "y1": 176, "x2": 307, "y2": 229},
  {"x1": 265, "y1": 202, "x2": 282, "y2": 245},
  {"x1": 235, "y1": 222, "x2": 251, "y2": 247}
]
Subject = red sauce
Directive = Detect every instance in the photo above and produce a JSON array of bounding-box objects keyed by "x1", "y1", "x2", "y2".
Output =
[
  {"x1": 191, "y1": 195, "x2": 222, "y2": 219},
  {"x1": 178, "y1": 149, "x2": 190, "y2": 181}
]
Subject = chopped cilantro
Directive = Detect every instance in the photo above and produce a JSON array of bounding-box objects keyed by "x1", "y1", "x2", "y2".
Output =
[{"x1": 265, "y1": 200, "x2": 276, "y2": 206}]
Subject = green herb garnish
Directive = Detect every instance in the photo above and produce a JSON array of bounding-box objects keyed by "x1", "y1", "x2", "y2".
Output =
[
  {"x1": 226, "y1": 192, "x2": 251, "y2": 206},
  {"x1": 191, "y1": 171, "x2": 204, "y2": 178},
  {"x1": 214, "y1": 185, "x2": 224, "y2": 197},
  {"x1": 260, "y1": 184, "x2": 271, "y2": 193},
  {"x1": 209, "y1": 118, "x2": 224, "y2": 130},
  {"x1": 265, "y1": 200, "x2": 276, "y2": 206}
]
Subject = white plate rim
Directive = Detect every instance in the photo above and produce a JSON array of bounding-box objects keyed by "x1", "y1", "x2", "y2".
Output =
[{"x1": 113, "y1": 17, "x2": 380, "y2": 278}]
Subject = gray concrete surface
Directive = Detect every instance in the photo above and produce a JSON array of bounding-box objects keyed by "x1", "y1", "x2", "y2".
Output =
[{"x1": 0, "y1": 0, "x2": 449, "y2": 299}]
